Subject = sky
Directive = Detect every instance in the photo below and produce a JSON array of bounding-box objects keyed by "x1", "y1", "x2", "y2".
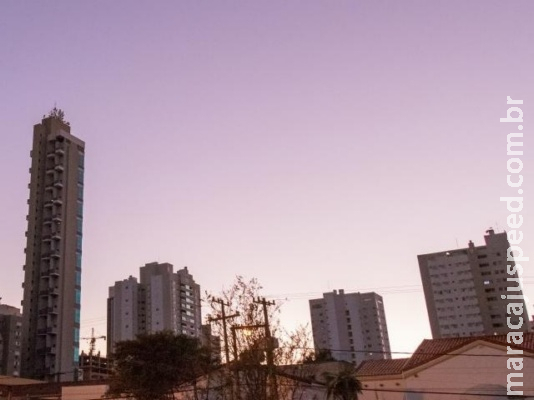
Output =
[{"x1": 1, "y1": 1, "x2": 533, "y2": 357}]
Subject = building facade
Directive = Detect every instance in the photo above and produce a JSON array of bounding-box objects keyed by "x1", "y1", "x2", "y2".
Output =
[
  {"x1": 107, "y1": 262, "x2": 202, "y2": 354},
  {"x1": 78, "y1": 351, "x2": 110, "y2": 381},
  {"x1": 200, "y1": 324, "x2": 222, "y2": 364},
  {"x1": 309, "y1": 290, "x2": 391, "y2": 365},
  {"x1": 418, "y1": 229, "x2": 530, "y2": 338},
  {"x1": 20, "y1": 109, "x2": 85, "y2": 381},
  {"x1": 356, "y1": 333, "x2": 534, "y2": 400},
  {"x1": 0, "y1": 304, "x2": 23, "y2": 376}
]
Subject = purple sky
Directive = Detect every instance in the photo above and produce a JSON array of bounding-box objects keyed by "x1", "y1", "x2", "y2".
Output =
[{"x1": 1, "y1": 1, "x2": 533, "y2": 356}]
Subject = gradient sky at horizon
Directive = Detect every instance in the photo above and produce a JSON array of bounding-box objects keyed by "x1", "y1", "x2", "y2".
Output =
[{"x1": 1, "y1": 1, "x2": 533, "y2": 356}]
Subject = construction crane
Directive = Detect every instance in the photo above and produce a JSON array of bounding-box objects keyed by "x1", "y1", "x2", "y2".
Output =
[
  {"x1": 82, "y1": 328, "x2": 106, "y2": 356},
  {"x1": 79, "y1": 328, "x2": 106, "y2": 381}
]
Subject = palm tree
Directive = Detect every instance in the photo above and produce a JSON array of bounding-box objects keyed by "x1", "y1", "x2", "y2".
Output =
[{"x1": 323, "y1": 365, "x2": 362, "y2": 400}]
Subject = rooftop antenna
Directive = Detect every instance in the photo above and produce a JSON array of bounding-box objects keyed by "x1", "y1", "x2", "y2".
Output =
[{"x1": 455, "y1": 238, "x2": 459, "y2": 248}]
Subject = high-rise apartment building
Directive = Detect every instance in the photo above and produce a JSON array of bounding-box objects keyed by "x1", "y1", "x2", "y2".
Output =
[
  {"x1": 0, "y1": 304, "x2": 23, "y2": 376},
  {"x1": 309, "y1": 290, "x2": 391, "y2": 365},
  {"x1": 20, "y1": 109, "x2": 85, "y2": 381},
  {"x1": 107, "y1": 262, "x2": 201, "y2": 354},
  {"x1": 418, "y1": 229, "x2": 530, "y2": 338}
]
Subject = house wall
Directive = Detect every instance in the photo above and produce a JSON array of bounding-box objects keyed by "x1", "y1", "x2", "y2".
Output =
[
  {"x1": 359, "y1": 344, "x2": 534, "y2": 399},
  {"x1": 61, "y1": 384, "x2": 108, "y2": 400}
]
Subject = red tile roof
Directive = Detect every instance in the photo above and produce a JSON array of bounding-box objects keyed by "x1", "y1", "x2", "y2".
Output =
[
  {"x1": 404, "y1": 332, "x2": 534, "y2": 371},
  {"x1": 356, "y1": 358, "x2": 409, "y2": 377},
  {"x1": 356, "y1": 332, "x2": 534, "y2": 377}
]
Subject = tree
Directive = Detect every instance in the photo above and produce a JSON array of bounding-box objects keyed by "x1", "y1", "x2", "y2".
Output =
[
  {"x1": 303, "y1": 348, "x2": 335, "y2": 364},
  {"x1": 323, "y1": 365, "x2": 362, "y2": 400},
  {"x1": 107, "y1": 331, "x2": 212, "y2": 400},
  {"x1": 205, "y1": 276, "x2": 315, "y2": 400}
]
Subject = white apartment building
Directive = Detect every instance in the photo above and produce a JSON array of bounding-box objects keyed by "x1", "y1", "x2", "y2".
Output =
[
  {"x1": 107, "y1": 262, "x2": 201, "y2": 354},
  {"x1": 309, "y1": 290, "x2": 391, "y2": 365},
  {"x1": 418, "y1": 229, "x2": 529, "y2": 338}
]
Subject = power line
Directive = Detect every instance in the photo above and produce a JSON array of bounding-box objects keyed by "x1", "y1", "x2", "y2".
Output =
[{"x1": 275, "y1": 345, "x2": 534, "y2": 358}]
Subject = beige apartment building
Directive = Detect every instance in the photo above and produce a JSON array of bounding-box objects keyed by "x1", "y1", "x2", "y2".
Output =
[
  {"x1": 309, "y1": 290, "x2": 391, "y2": 365},
  {"x1": 0, "y1": 304, "x2": 23, "y2": 376},
  {"x1": 418, "y1": 229, "x2": 529, "y2": 338},
  {"x1": 20, "y1": 109, "x2": 85, "y2": 381},
  {"x1": 107, "y1": 262, "x2": 202, "y2": 355}
]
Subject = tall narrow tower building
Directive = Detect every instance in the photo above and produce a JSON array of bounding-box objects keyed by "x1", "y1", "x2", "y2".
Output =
[{"x1": 21, "y1": 109, "x2": 85, "y2": 381}]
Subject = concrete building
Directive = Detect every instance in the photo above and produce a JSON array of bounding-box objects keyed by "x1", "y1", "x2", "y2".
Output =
[
  {"x1": 107, "y1": 276, "x2": 140, "y2": 351},
  {"x1": 20, "y1": 109, "x2": 85, "y2": 381},
  {"x1": 200, "y1": 324, "x2": 221, "y2": 364},
  {"x1": 107, "y1": 263, "x2": 201, "y2": 354},
  {"x1": 0, "y1": 304, "x2": 23, "y2": 376},
  {"x1": 78, "y1": 352, "x2": 110, "y2": 381},
  {"x1": 309, "y1": 290, "x2": 391, "y2": 365},
  {"x1": 418, "y1": 229, "x2": 530, "y2": 339}
]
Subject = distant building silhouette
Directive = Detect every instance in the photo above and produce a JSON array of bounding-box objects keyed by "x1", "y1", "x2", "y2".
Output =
[
  {"x1": 78, "y1": 351, "x2": 110, "y2": 381},
  {"x1": 418, "y1": 229, "x2": 529, "y2": 338},
  {"x1": 200, "y1": 324, "x2": 222, "y2": 364},
  {"x1": 107, "y1": 262, "x2": 201, "y2": 354},
  {"x1": 309, "y1": 290, "x2": 391, "y2": 365},
  {"x1": 20, "y1": 110, "x2": 85, "y2": 381},
  {"x1": 0, "y1": 304, "x2": 22, "y2": 376}
]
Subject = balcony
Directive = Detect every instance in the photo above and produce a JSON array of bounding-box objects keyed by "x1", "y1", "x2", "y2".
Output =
[
  {"x1": 41, "y1": 252, "x2": 51, "y2": 260},
  {"x1": 55, "y1": 143, "x2": 65, "y2": 154},
  {"x1": 44, "y1": 200, "x2": 54, "y2": 208},
  {"x1": 52, "y1": 214, "x2": 62, "y2": 222},
  {"x1": 52, "y1": 198, "x2": 63, "y2": 206},
  {"x1": 38, "y1": 308, "x2": 49, "y2": 316},
  {"x1": 54, "y1": 165, "x2": 64, "y2": 172},
  {"x1": 52, "y1": 232, "x2": 61, "y2": 240},
  {"x1": 49, "y1": 268, "x2": 59, "y2": 276},
  {"x1": 50, "y1": 249, "x2": 60, "y2": 259},
  {"x1": 43, "y1": 217, "x2": 53, "y2": 225},
  {"x1": 39, "y1": 288, "x2": 59, "y2": 297},
  {"x1": 53, "y1": 180, "x2": 63, "y2": 189},
  {"x1": 42, "y1": 234, "x2": 52, "y2": 242}
]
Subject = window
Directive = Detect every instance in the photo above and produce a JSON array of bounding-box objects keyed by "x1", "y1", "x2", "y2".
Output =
[
  {"x1": 75, "y1": 289, "x2": 81, "y2": 305},
  {"x1": 73, "y1": 346, "x2": 79, "y2": 363},
  {"x1": 76, "y1": 234, "x2": 83, "y2": 251}
]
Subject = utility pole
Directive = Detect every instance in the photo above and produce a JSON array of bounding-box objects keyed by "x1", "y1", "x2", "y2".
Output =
[
  {"x1": 209, "y1": 299, "x2": 240, "y2": 400},
  {"x1": 254, "y1": 297, "x2": 278, "y2": 400},
  {"x1": 208, "y1": 298, "x2": 240, "y2": 364}
]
